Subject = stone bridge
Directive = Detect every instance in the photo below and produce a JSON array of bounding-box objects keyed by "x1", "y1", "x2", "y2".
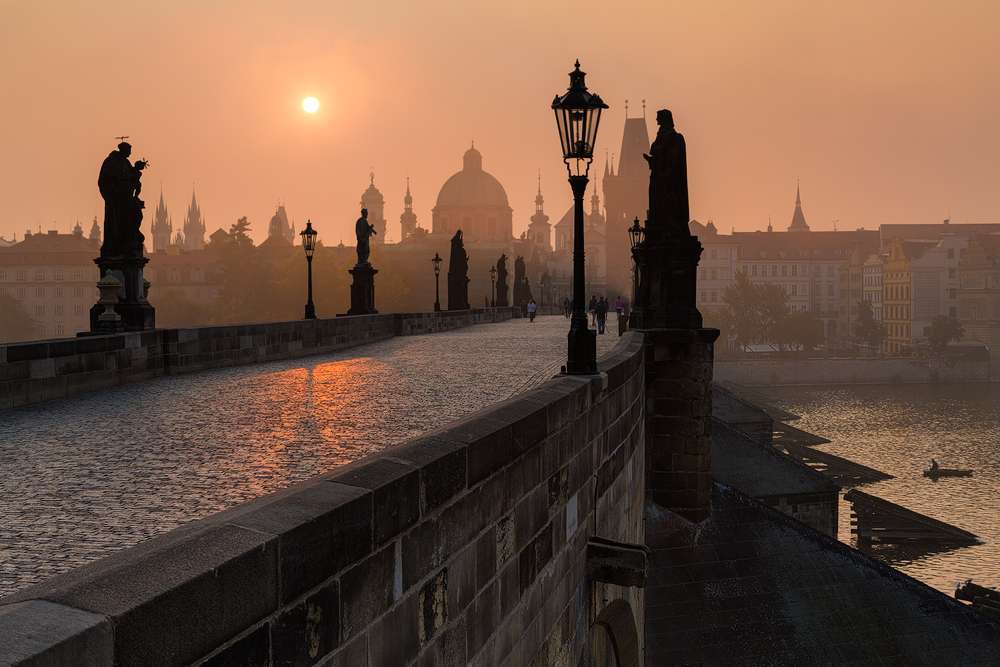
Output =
[
  {"x1": 0, "y1": 310, "x2": 685, "y2": 666},
  {"x1": 3, "y1": 300, "x2": 999, "y2": 665}
]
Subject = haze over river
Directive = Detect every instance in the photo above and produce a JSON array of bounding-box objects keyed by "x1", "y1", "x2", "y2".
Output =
[
  {"x1": 0, "y1": 317, "x2": 617, "y2": 598},
  {"x1": 764, "y1": 383, "x2": 1000, "y2": 596}
]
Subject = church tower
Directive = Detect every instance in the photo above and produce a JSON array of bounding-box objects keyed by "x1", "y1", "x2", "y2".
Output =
[
  {"x1": 361, "y1": 172, "x2": 386, "y2": 244},
  {"x1": 89, "y1": 216, "x2": 101, "y2": 243},
  {"x1": 603, "y1": 103, "x2": 652, "y2": 297},
  {"x1": 399, "y1": 177, "x2": 419, "y2": 242},
  {"x1": 151, "y1": 190, "x2": 173, "y2": 253},
  {"x1": 788, "y1": 183, "x2": 811, "y2": 232},
  {"x1": 527, "y1": 172, "x2": 551, "y2": 252},
  {"x1": 183, "y1": 189, "x2": 206, "y2": 250}
]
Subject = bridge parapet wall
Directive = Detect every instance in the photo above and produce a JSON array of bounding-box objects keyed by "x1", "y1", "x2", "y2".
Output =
[
  {"x1": 0, "y1": 330, "x2": 646, "y2": 666},
  {"x1": 0, "y1": 308, "x2": 513, "y2": 410}
]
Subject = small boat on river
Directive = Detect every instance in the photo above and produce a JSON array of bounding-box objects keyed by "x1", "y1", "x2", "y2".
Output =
[{"x1": 923, "y1": 467, "x2": 973, "y2": 479}]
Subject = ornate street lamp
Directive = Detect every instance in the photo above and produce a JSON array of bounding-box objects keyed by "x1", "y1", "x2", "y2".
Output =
[
  {"x1": 300, "y1": 220, "x2": 318, "y2": 319},
  {"x1": 628, "y1": 216, "x2": 645, "y2": 250},
  {"x1": 552, "y1": 60, "x2": 607, "y2": 374},
  {"x1": 432, "y1": 252, "x2": 443, "y2": 312},
  {"x1": 629, "y1": 216, "x2": 645, "y2": 313},
  {"x1": 489, "y1": 265, "x2": 497, "y2": 307}
]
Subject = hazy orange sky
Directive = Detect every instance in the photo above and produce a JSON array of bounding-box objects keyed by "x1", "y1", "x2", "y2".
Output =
[{"x1": 2, "y1": 0, "x2": 999, "y2": 245}]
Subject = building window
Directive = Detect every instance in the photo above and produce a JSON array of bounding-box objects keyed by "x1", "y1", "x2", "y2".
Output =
[
  {"x1": 73, "y1": 270, "x2": 83, "y2": 281},
  {"x1": 34, "y1": 304, "x2": 45, "y2": 316},
  {"x1": 949, "y1": 288, "x2": 956, "y2": 299},
  {"x1": 791, "y1": 265, "x2": 797, "y2": 276},
  {"x1": 949, "y1": 306, "x2": 957, "y2": 318},
  {"x1": 54, "y1": 304, "x2": 64, "y2": 316},
  {"x1": 751, "y1": 265, "x2": 757, "y2": 276},
  {"x1": 74, "y1": 287, "x2": 84, "y2": 297},
  {"x1": 16, "y1": 270, "x2": 25, "y2": 281},
  {"x1": 35, "y1": 270, "x2": 45, "y2": 281},
  {"x1": 55, "y1": 287, "x2": 63, "y2": 298},
  {"x1": 0, "y1": 271, "x2": 5, "y2": 281},
  {"x1": 35, "y1": 287, "x2": 45, "y2": 297},
  {"x1": 54, "y1": 270, "x2": 64, "y2": 281},
  {"x1": 948, "y1": 268, "x2": 956, "y2": 278},
  {"x1": 74, "y1": 303, "x2": 84, "y2": 315},
  {"x1": 16, "y1": 287, "x2": 25, "y2": 298}
]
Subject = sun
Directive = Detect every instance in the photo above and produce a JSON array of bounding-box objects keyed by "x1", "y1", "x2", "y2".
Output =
[{"x1": 302, "y1": 96, "x2": 320, "y2": 114}]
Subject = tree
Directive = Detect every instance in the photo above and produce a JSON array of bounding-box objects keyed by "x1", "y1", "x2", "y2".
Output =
[
  {"x1": 925, "y1": 315, "x2": 964, "y2": 353},
  {"x1": 0, "y1": 293, "x2": 36, "y2": 343},
  {"x1": 780, "y1": 311, "x2": 825, "y2": 352},
  {"x1": 721, "y1": 272, "x2": 761, "y2": 350},
  {"x1": 854, "y1": 299, "x2": 886, "y2": 352},
  {"x1": 229, "y1": 217, "x2": 254, "y2": 250},
  {"x1": 757, "y1": 283, "x2": 790, "y2": 348}
]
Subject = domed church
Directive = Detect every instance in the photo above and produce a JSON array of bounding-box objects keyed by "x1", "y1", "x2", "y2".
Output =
[{"x1": 432, "y1": 144, "x2": 513, "y2": 244}]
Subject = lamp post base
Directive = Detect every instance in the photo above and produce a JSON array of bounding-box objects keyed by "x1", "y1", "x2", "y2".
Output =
[
  {"x1": 304, "y1": 304, "x2": 316, "y2": 320},
  {"x1": 565, "y1": 320, "x2": 597, "y2": 375}
]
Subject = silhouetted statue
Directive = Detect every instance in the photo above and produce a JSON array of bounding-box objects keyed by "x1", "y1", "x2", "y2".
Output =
[
  {"x1": 643, "y1": 109, "x2": 690, "y2": 238},
  {"x1": 447, "y1": 230, "x2": 470, "y2": 311},
  {"x1": 90, "y1": 140, "x2": 155, "y2": 333},
  {"x1": 512, "y1": 255, "x2": 532, "y2": 308},
  {"x1": 355, "y1": 207, "x2": 377, "y2": 266},
  {"x1": 98, "y1": 141, "x2": 147, "y2": 258},
  {"x1": 495, "y1": 254, "x2": 510, "y2": 307},
  {"x1": 630, "y1": 108, "x2": 703, "y2": 330}
]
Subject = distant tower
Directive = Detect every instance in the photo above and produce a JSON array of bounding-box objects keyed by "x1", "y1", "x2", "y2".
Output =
[
  {"x1": 72, "y1": 220, "x2": 84, "y2": 237},
  {"x1": 361, "y1": 172, "x2": 386, "y2": 245},
  {"x1": 183, "y1": 189, "x2": 206, "y2": 250},
  {"x1": 527, "y1": 171, "x2": 551, "y2": 252},
  {"x1": 603, "y1": 109, "x2": 651, "y2": 297},
  {"x1": 89, "y1": 216, "x2": 101, "y2": 243},
  {"x1": 151, "y1": 190, "x2": 173, "y2": 252},
  {"x1": 267, "y1": 204, "x2": 294, "y2": 243},
  {"x1": 399, "y1": 177, "x2": 419, "y2": 241},
  {"x1": 788, "y1": 182, "x2": 810, "y2": 232}
]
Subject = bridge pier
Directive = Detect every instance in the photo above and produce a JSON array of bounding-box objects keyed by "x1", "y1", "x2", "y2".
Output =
[{"x1": 643, "y1": 328, "x2": 718, "y2": 524}]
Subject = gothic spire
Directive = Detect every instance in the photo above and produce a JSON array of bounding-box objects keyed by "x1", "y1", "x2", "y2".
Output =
[{"x1": 788, "y1": 180, "x2": 810, "y2": 232}]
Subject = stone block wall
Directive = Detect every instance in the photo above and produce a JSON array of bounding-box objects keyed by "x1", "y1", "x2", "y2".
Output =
[
  {"x1": 0, "y1": 331, "x2": 647, "y2": 667},
  {"x1": 0, "y1": 308, "x2": 513, "y2": 410}
]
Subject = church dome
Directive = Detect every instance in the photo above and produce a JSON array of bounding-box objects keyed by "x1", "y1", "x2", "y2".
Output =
[{"x1": 435, "y1": 145, "x2": 511, "y2": 210}]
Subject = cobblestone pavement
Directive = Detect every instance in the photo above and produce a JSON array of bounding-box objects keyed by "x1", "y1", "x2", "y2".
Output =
[{"x1": 0, "y1": 316, "x2": 621, "y2": 598}]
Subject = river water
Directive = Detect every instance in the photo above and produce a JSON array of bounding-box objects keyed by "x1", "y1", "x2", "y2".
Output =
[
  {"x1": 0, "y1": 316, "x2": 618, "y2": 598},
  {"x1": 763, "y1": 383, "x2": 1000, "y2": 596}
]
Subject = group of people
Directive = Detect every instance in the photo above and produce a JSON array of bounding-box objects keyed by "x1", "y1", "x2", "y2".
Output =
[{"x1": 559, "y1": 295, "x2": 630, "y2": 335}]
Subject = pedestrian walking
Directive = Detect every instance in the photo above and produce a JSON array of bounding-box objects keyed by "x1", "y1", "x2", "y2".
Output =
[
  {"x1": 588, "y1": 296, "x2": 598, "y2": 327},
  {"x1": 527, "y1": 299, "x2": 537, "y2": 323},
  {"x1": 596, "y1": 297, "x2": 608, "y2": 334},
  {"x1": 563, "y1": 298, "x2": 571, "y2": 318}
]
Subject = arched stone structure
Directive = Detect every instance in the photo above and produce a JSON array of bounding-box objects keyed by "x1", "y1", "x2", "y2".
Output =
[{"x1": 591, "y1": 599, "x2": 640, "y2": 667}]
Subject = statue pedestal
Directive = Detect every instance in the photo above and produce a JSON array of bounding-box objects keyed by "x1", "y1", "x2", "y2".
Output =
[
  {"x1": 347, "y1": 263, "x2": 378, "y2": 316},
  {"x1": 631, "y1": 234, "x2": 703, "y2": 330},
  {"x1": 88, "y1": 255, "x2": 155, "y2": 333}
]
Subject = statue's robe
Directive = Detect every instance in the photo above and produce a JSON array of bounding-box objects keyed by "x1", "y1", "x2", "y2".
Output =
[
  {"x1": 355, "y1": 217, "x2": 373, "y2": 265},
  {"x1": 646, "y1": 127, "x2": 690, "y2": 237},
  {"x1": 98, "y1": 151, "x2": 136, "y2": 257}
]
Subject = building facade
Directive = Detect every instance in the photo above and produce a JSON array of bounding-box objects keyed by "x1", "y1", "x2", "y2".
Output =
[{"x1": 0, "y1": 228, "x2": 99, "y2": 340}]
